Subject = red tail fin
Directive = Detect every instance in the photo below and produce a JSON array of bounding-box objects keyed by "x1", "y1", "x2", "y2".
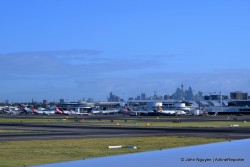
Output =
[{"x1": 56, "y1": 107, "x2": 63, "y2": 114}]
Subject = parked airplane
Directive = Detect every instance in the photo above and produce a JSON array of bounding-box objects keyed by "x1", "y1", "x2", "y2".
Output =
[
  {"x1": 129, "y1": 110, "x2": 150, "y2": 116},
  {"x1": 4, "y1": 106, "x2": 22, "y2": 115},
  {"x1": 62, "y1": 109, "x2": 76, "y2": 115},
  {"x1": 34, "y1": 108, "x2": 55, "y2": 115},
  {"x1": 101, "y1": 109, "x2": 119, "y2": 115},
  {"x1": 18, "y1": 104, "x2": 33, "y2": 114},
  {"x1": 4, "y1": 104, "x2": 34, "y2": 115},
  {"x1": 157, "y1": 105, "x2": 176, "y2": 115},
  {"x1": 55, "y1": 107, "x2": 76, "y2": 115}
]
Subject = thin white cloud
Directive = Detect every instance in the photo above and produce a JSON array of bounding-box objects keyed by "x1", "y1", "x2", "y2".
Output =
[
  {"x1": 0, "y1": 49, "x2": 176, "y2": 80},
  {"x1": 0, "y1": 49, "x2": 101, "y2": 57},
  {"x1": 1, "y1": 50, "x2": 250, "y2": 101}
]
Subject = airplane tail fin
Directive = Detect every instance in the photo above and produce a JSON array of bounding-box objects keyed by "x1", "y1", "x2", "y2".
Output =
[
  {"x1": 123, "y1": 107, "x2": 129, "y2": 114},
  {"x1": 56, "y1": 107, "x2": 63, "y2": 114},
  {"x1": 157, "y1": 105, "x2": 163, "y2": 112},
  {"x1": 18, "y1": 104, "x2": 28, "y2": 114},
  {"x1": 18, "y1": 104, "x2": 25, "y2": 111},
  {"x1": 127, "y1": 107, "x2": 132, "y2": 112}
]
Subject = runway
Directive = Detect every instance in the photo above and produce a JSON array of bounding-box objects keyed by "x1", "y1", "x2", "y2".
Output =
[{"x1": 1, "y1": 122, "x2": 250, "y2": 141}]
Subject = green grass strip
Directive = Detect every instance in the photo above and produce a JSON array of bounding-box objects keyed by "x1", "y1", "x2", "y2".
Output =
[{"x1": 0, "y1": 136, "x2": 226, "y2": 167}]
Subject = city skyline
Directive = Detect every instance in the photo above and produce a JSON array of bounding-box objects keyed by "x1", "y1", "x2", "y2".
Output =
[
  {"x1": 2, "y1": 84, "x2": 249, "y2": 103},
  {"x1": 1, "y1": 1, "x2": 250, "y2": 102}
]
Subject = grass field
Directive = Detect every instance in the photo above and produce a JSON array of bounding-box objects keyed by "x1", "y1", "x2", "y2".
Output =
[
  {"x1": 0, "y1": 130, "x2": 40, "y2": 133},
  {"x1": 109, "y1": 120, "x2": 250, "y2": 127},
  {"x1": 0, "y1": 136, "x2": 226, "y2": 167},
  {"x1": 0, "y1": 117, "x2": 249, "y2": 127},
  {"x1": 0, "y1": 116, "x2": 243, "y2": 166}
]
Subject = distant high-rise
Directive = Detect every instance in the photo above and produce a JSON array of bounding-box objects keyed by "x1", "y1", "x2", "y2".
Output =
[
  {"x1": 141, "y1": 93, "x2": 147, "y2": 100},
  {"x1": 43, "y1": 100, "x2": 48, "y2": 105},
  {"x1": 172, "y1": 84, "x2": 185, "y2": 100},
  {"x1": 128, "y1": 97, "x2": 134, "y2": 101},
  {"x1": 230, "y1": 91, "x2": 248, "y2": 100},
  {"x1": 153, "y1": 91, "x2": 158, "y2": 100},
  {"x1": 60, "y1": 99, "x2": 65, "y2": 104},
  {"x1": 185, "y1": 86, "x2": 194, "y2": 100},
  {"x1": 181, "y1": 83, "x2": 184, "y2": 91},
  {"x1": 135, "y1": 95, "x2": 141, "y2": 100},
  {"x1": 164, "y1": 94, "x2": 171, "y2": 100},
  {"x1": 108, "y1": 92, "x2": 124, "y2": 102},
  {"x1": 195, "y1": 91, "x2": 203, "y2": 101},
  {"x1": 5, "y1": 99, "x2": 10, "y2": 105}
]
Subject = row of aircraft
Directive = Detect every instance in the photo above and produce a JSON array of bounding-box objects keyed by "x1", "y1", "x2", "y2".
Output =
[
  {"x1": 2, "y1": 103, "x2": 187, "y2": 116},
  {"x1": 123, "y1": 105, "x2": 187, "y2": 116},
  {"x1": 3, "y1": 104, "x2": 74, "y2": 115}
]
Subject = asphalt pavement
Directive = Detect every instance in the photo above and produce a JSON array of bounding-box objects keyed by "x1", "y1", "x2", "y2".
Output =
[{"x1": 1, "y1": 121, "x2": 250, "y2": 141}]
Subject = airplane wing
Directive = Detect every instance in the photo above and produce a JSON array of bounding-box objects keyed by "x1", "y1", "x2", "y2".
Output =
[{"x1": 31, "y1": 139, "x2": 250, "y2": 167}]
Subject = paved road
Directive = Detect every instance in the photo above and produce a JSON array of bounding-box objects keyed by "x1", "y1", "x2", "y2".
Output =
[{"x1": 1, "y1": 122, "x2": 250, "y2": 141}]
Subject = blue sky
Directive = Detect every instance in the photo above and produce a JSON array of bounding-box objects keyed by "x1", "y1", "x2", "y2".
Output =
[{"x1": 0, "y1": 0, "x2": 250, "y2": 102}]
